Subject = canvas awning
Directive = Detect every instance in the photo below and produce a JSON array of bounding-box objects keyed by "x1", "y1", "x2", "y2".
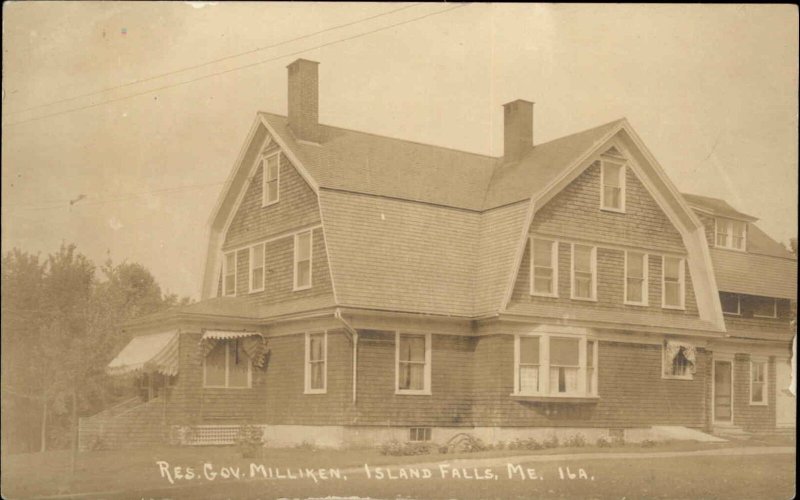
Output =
[
  {"x1": 200, "y1": 330, "x2": 269, "y2": 368},
  {"x1": 107, "y1": 330, "x2": 179, "y2": 377}
]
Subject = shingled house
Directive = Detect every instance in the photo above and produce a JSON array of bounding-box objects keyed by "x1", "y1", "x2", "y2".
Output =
[{"x1": 88, "y1": 59, "x2": 796, "y2": 449}]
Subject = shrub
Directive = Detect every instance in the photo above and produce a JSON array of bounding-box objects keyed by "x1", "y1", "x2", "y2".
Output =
[
  {"x1": 542, "y1": 434, "x2": 560, "y2": 449},
  {"x1": 496, "y1": 440, "x2": 506, "y2": 450},
  {"x1": 596, "y1": 437, "x2": 612, "y2": 448},
  {"x1": 611, "y1": 435, "x2": 626, "y2": 447},
  {"x1": 564, "y1": 433, "x2": 587, "y2": 448},
  {"x1": 379, "y1": 440, "x2": 437, "y2": 456},
  {"x1": 640, "y1": 439, "x2": 657, "y2": 448},
  {"x1": 295, "y1": 440, "x2": 317, "y2": 451},
  {"x1": 236, "y1": 425, "x2": 265, "y2": 459},
  {"x1": 443, "y1": 433, "x2": 489, "y2": 454}
]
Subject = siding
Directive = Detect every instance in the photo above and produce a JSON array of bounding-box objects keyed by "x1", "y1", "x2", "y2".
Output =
[
  {"x1": 352, "y1": 331, "x2": 474, "y2": 427},
  {"x1": 224, "y1": 146, "x2": 321, "y2": 249},
  {"x1": 472, "y1": 335, "x2": 708, "y2": 428}
]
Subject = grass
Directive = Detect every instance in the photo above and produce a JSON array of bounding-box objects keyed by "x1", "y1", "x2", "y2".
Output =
[{"x1": 1, "y1": 437, "x2": 793, "y2": 499}]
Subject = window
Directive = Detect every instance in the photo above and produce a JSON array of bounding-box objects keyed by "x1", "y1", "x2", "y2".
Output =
[
  {"x1": 625, "y1": 251, "x2": 648, "y2": 305},
  {"x1": 600, "y1": 160, "x2": 625, "y2": 211},
  {"x1": 750, "y1": 360, "x2": 767, "y2": 405},
  {"x1": 223, "y1": 252, "x2": 237, "y2": 296},
  {"x1": 396, "y1": 333, "x2": 431, "y2": 394},
  {"x1": 514, "y1": 334, "x2": 598, "y2": 397},
  {"x1": 203, "y1": 340, "x2": 251, "y2": 388},
  {"x1": 715, "y1": 218, "x2": 746, "y2": 250},
  {"x1": 293, "y1": 231, "x2": 312, "y2": 290},
  {"x1": 720, "y1": 292, "x2": 740, "y2": 316},
  {"x1": 249, "y1": 243, "x2": 265, "y2": 293},
  {"x1": 409, "y1": 428, "x2": 432, "y2": 442},
  {"x1": 662, "y1": 340, "x2": 696, "y2": 380},
  {"x1": 752, "y1": 297, "x2": 777, "y2": 318},
  {"x1": 662, "y1": 256, "x2": 685, "y2": 309},
  {"x1": 571, "y1": 244, "x2": 596, "y2": 300},
  {"x1": 262, "y1": 153, "x2": 280, "y2": 206},
  {"x1": 530, "y1": 238, "x2": 558, "y2": 297},
  {"x1": 305, "y1": 332, "x2": 326, "y2": 393}
]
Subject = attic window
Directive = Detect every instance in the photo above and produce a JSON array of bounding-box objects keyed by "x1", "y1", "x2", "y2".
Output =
[
  {"x1": 262, "y1": 152, "x2": 280, "y2": 207},
  {"x1": 600, "y1": 160, "x2": 626, "y2": 212},
  {"x1": 715, "y1": 218, "x2": 746, "y2": 251}
]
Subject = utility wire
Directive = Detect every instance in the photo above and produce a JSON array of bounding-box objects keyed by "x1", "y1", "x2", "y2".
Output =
[{"x1": 4, "y1": 4, "x2": 468, "y2": 128}]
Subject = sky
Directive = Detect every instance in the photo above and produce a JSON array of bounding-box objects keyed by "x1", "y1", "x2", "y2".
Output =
[{"x1": 2, "y1": 3, "x2": 798, "y2": 300}]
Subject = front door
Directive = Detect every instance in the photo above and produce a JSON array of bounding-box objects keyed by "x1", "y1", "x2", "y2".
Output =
[{"x1": 714, "y1": 360, "x2": 733, "y2": 423}]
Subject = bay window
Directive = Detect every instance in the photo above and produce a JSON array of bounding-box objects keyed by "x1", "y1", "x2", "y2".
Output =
[
  {"x1": 530, "y1": 238, "x2": 558, "y2": 297},
  {"x1": 514, "y1": 334, "x2": 598, "y2": 397}
]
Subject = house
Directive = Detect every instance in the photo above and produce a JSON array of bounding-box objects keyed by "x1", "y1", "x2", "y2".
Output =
[{"x1": 85, "y1": 59, "x2": 796, "y2": 450}]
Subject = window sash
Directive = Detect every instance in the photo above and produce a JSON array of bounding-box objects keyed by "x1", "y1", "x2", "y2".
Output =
[
  {"x1": 571, "y1": 245, "x2": 595, "y2": 300},
  {"x1": 263, "y1": 154, "x2": 280, "y2": 205},
  {"x1": 752, "y1": 297, "x2": 777, "y2": 318},
  {"x1": 662, "y1": 257, "x2": 684, "y2": 308},
  {"x1": 531, "y1": 239, "x2": 557, "y2": 296},
  {"x1": 249, "y1": 244, "x2": 265, "y2": 292},
  {"x1": 204, "y1": 340, "x2": 251, "y2": 388},
  {"x1": 223, "y1": 252, "x2": 236, "y2": 296},
  {"x1": 396, "y1": 333, "x2": 430, "y2": 393},
  {"x1": 306, "y1": 333, "x2": 326, "y2": 392},
  {"x1": 720, "y1": 292, "x2": 740, "y2": 315},
  {"x1": 601, "y1": 161, "x2": 624, "y2": 210},
  {"x1": 716, "y1": 218, "x2": 747, "y2": 250},
  {"x1": 625, "y1": 252, "x2": 647, "y2": 304},
  {"x1": 294, "y1": 232, "x2": 313, "y2": 289},
  {"x1": 750, "y1": 361, "x2": 767, "y2": 403}
]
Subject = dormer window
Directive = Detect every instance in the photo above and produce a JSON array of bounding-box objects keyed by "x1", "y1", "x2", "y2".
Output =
[
  {"x1": 262, "y1": 152, "x2": 280, "y2": 207},
  {"x1": 715, "y1": 217, "x2": 746, "y2": 251},
  {"x1": 600, "y1": 160, "x2": 626, "y2": 212}
]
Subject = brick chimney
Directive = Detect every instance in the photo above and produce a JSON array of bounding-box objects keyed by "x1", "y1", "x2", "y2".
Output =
[
  {"x1": 503, "y1": 99, "x2": 534, "y2": 161},
  {"x1": 287, "y1": 58, "x2": 320, "y2": 143}
]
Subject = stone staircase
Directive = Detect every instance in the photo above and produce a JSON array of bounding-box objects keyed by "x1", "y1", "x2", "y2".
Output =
[{"x1": 79, "y1": 396, "x2": 169, "y2": 451}]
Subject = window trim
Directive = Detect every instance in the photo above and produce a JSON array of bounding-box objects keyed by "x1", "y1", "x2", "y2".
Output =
[
  {"x1": 202, "y1": 340, "x2": 253, "y2": 389},
  {"x1": 599, "y1": 159, "x2": 626, "y2": 213},
  {"x1": 248, "y1": 243, "x2": 265, "y2": 293},
  {"x1": 749, "y1": 358, "x2": 768, "y2": 406},
  {"x1": 570, "y1": 244, "x2": 597, "y2": 301},
  {"x1": 530, "y1": 237, "x2": 559, "y2": 298},
  {"x1": 222, "y1": 251, "x2": 237, "y2": 297},
  {"x1": 261, "y1": 151, "x2": 281, "y2": 207},
  {"x1": 293, "y1": 230, "x2": 313, "y2": 291},
  {"x1": 512, "y1": 333, "x2": 599, "y2": 398},
  {"x1": 752, "y1": 297, "x2": 778, "y2": 319},
  {"x1": 714, "y1": 217, "x2": 747, "y2": 251},
  {"x1": 661, "y1": 255, "x2": 685, "y2": 310},
  {"x1": 395, "y1": 332, "x2": 432, "y2": 396},
  {"x1": 304, "y1": 331, "x2": 327, "y2": 394},
  {"x1": 719, "y1": 292, "x2": 741, "y2": 316},
  {"x1": 624, "y1": 251, "x2": 649, "y2": 306}
]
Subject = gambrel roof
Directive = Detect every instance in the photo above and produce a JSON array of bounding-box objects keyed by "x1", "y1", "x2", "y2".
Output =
[{"x1": 197, "y1": 111, "x2": 733, "y2": 332}]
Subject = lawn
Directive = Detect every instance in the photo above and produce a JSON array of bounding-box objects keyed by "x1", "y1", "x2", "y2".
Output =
[{"x1": 1, "y1": 438, "x2": 794, "y2": 499}]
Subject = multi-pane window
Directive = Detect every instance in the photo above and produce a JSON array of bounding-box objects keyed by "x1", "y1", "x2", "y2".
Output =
[
  {"x1": 223, "y1": 252, "x2": 236, "y2": 296},
  {"x1": 663, "y1": 341, "x2": 695, "y2": 379},
  {"x1": 409, "y1": 428, "x2": 432, "y2": 442},
  {"x1": 294, "y1": 231, "x2": 312, "y2": 290},
  {"x1": 601, "y1": 161, "x2": 625, "y2": 211},
  {"x1": 518, "y1": 337, "x2": 540, "y2": 393},
  {"x1": 625, "y1": 251, "x2": 648, "y2": 305},
  {"x1": 249, "y1": 243, "x2": 265, "y2": 293},
  {"x1": 305, "y1": 332, "x2": 326, "y2": 393},
  {"x1": 531, "y1": 238, "x2": 558, "y2": 296},
  {"x1": 662, "y1": 256, "x2": 685, "y2": 309},
  {"x1": 571, "y1": 244, "x2": 596, "y2": 300},
  {"x1": 715, "y1": 218, "x2": 746, "y2": 250},
  {"x1": 262, "y1": 153, "x2": 280, "y2": 206},
  {"x1": 752, "y1": 297, "x2": 777, "y2": 318},
  {"x1": 397, "y1": 333, "x2": 430, "y2": 393},
  {"x1": 514, "y1": 334, "x2": 598, "y2": 397},
  {"x1": 204, "y1": 340, "x2": 250, "y2": 388},
  {"x1": 750, "y1": 360, "x2": 767, "y2": 404},
  {"x1": 719, "y1": 292, "x2": 740, "y2": 315}
]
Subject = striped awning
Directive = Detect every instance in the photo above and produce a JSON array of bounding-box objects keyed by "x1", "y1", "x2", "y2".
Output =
[
  {"x1": 200, "y1": 330, "x2": 269, "y2": 368},
  {"x1": 107, "y1": 330, "x2": 179, "y2": 377}
]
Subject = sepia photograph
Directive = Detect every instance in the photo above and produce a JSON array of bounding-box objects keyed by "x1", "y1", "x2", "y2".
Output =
[{"x1": 1, "y1": 3, "x2": 797, "y2": 499}]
